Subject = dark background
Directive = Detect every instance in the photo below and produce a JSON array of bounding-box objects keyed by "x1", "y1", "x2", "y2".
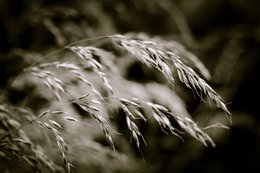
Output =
[{"x1": 0, "y1": 0, "x2": 259, "y2": 172}]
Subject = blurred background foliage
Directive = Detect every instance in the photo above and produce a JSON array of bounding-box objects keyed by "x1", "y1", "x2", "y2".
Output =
[{"x1": 0, "y1": 0, "x2": 260, "y2": 173}]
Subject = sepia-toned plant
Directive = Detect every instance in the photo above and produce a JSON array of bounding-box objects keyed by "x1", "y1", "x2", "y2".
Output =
[{"x1": 0, "y1": 33, "x2": 231, "y2": 173}]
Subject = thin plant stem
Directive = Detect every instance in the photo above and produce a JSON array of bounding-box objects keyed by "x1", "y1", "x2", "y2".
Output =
[{"x1": 0, "y1": 35, "x2": 111, "y2": 98}]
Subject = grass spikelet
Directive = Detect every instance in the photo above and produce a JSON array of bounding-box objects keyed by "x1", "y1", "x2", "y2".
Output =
[
  {"x1": 203, "y1": 123, "x2": 230, "y2": 130},
  {"x1": 43, "y1": 122, "x2": 72, "y2": 172},
  {"x1": 119, "y1": 98, "x2": 140, "y2": 107},
  {"x1": 64, "y1": 116, "x2": 79, "y2": 122},
  {"x1": 69, "y1": 46, "x2": 114, "y2": 94},
  {"x1": 133, "y1": 109, "x2": 147, "y2": 122},
  {"x1": 49, "y1": 119, "x2": 63, "y2": 129},
  {"x1": 52, "y1": 110, "x2": 65, "y2": 115},
  {"x1": 119, "y1": 99, "x2": 147, "y2": 122},
  {"x1": 125, "y1": 116, "x2": 146, "y2": 148},
  {"x1": 120, "y1": 100, "x2": 149, "y2": 147},
  {"x1": 173, "y1": 115, "x2": 216, "y2": 147},
  {"x1": 31, "y1": 67, "x2": 65, "y2": 101},
  {"x1": 147, "y1": 102, "x2": 183, "y2": 138}
]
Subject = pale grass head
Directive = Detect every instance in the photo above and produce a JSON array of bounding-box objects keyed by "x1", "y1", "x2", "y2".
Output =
[{"x1": 111, "y1": 34, "x2": 231, "y2": 121}]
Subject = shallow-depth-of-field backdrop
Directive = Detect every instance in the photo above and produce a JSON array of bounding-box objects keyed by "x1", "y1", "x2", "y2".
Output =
[{"x1": 1, "y1": 0, "x2": 260, "y2": 173}]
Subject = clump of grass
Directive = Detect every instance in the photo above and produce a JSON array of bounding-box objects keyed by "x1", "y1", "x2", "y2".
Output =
[
  {"x1": 111, "y1": 34, "x2": 231, "y2": 120},
  {"x1": 39, "y1": 120, "x2": 72, "y2": 173},
  {"x1": 0, "y1": 105, "x2": 62, "y2": 172},
  {"x1": 0, "y1": 33, "x2": 231, "y2": 172}
]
